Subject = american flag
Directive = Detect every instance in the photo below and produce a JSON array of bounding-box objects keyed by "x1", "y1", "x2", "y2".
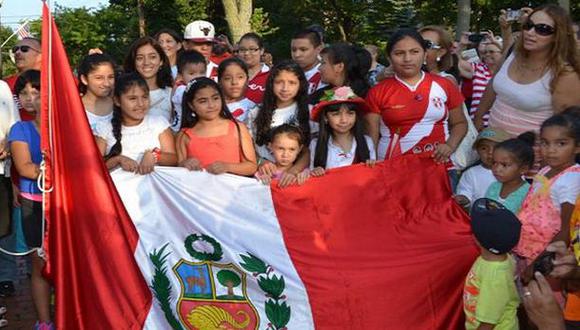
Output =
[{"x1": 16, "y1": 21, "x2": 32, "y2": 39}]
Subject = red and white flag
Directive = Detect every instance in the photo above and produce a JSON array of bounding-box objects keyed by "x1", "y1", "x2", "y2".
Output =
[
  {"x1": 16, "y1": 20, "x2": 32, "y2": 39},
  {"x1": 41, "y1": 2, "x2": 478, "y2": 328}
]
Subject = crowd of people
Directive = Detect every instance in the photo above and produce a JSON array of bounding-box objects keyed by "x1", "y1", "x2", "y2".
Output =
[{"x1": 0, "y1": 3, "x2": 580, "y2": 329}]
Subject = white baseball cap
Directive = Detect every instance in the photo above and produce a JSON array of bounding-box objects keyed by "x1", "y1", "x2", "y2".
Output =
[{"x1": 184, "y1": 20, "x2": 215, "y2": 42}]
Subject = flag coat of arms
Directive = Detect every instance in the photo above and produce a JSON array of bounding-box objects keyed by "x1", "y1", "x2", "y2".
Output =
[{"x1": 39, "y1": 3, "x2": 478, "y2": 329}]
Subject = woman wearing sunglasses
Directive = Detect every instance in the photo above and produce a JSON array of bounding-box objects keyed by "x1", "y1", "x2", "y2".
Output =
[
  {"x1": 419, "y1": 26, "x2": 457, "y2": 84},
  {"x1": 473, "y1": 4, "x2": 580, "y2": 135}
]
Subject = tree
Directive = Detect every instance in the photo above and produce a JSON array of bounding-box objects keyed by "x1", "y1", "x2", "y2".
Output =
[
  {"x1": 221, "y1": 0, "x2": 252, "y2": 43},
  {"x1": 217, "y1": 269, "x2": 241, "y2": 297},
  {"x1": 0, "y1": 25, "x2": 20, "y2": 77},
  {"x1": 456, "y1": 0, "x2": 471, "y2": 40}
]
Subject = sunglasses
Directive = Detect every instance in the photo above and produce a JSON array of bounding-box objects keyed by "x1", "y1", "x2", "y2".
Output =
[
  {"x1": 12, "y1": 45, "x2": 39, "y2": 53},
  {"x1": 424, "y1": 40, "x2": 441, "y2": 50},
  {"x1": 522, "y1": 20, "x2": 555, "y2": 36}
]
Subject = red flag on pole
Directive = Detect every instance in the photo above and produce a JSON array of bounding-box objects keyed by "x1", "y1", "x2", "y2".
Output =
[{"x1": 40, "y1": 2, "x2": 151, "y2": 328}]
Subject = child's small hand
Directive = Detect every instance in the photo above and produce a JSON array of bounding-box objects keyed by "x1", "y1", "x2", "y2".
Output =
[
  {"x1": 119, "y1": 156, "x2": 140, "y2": 173},
  {"x1": 138, "y1": 151, "x2": 156, "y2": 174},
  {"x1": 278, "y1": 171, "x2": 297, "y2": 188},
  {"x1": 206, "y1": 161, "x2": 228, "y2": 174},
  {"x1": 255, "y1": 173, "x2": 272, "y2": 185},
  {"x1": 296, "y1": 170, "x2": 310, "y2": 185},
  {"x1": 180, "y1": 158, "x2": 201, "y2": 171},
  {"x1": 258, "y1": 161, "x2": 277, "y2": 176},
  {"x1": 310, "y1": 167, "x2": 325, "y2": 177},
  {"x1": 432, "y1": 143, "x2": 453, "y2": 164},
  {"x1": 365, "y1": 159, "x2": 376, "y2": 168},
  {"x1": 453, "y1": 195, "x2": 470, "y2": 207}
]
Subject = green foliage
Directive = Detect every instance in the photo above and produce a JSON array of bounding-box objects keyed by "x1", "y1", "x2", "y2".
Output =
[
  {"x1": 216, "y1": 269, "x2": 241, "y2": 287},
  {"x1": 52, "y1": 6, "x2": 108, "y2": 70},
  {"x1": 184, "y1": 233, "x2": 223, "y2": 261},
  {"x1": 257, "y1": 274, "x2": 285, "y2": 300},
  {"x1": 32, "y1": 0, "x2": 580, "y2": 70},
  {"x1": 250, "y1": 7, "x2": 279, "y2": 37},
  {"x1": 239, "y1": 253, "x2": 268, "y2": 274},
  {"x1": 240, "y1": 252, "x2": 290, "y2": 330},
  {"x1": 0, "y1": 25, "x2": 20, "y2": 77},
  {"x1": 265, "y1": 300, "x2": 291, "y2": 330},
  {"x1": 149, "y1": 244, "x2": 185, "y2": 330}
]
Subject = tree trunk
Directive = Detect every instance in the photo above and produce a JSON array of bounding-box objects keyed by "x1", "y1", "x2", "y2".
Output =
[
  {"x1": 456, "y1": 0, "x2": 471, "y2": 41},
  {"x1": 222, "y1": 0, "x2": 252, "y2": 43},
  {"x1": 558, "y1": 0, "x2": 570, "y2": 13},
  {"x1": 137, "y1": 0, "x2": 146, "y2": 37}
]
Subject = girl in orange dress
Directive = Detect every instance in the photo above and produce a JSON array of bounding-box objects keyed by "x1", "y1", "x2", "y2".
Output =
[{"x1": 176, "y1": 77, "x2": 257, "y2": 176}]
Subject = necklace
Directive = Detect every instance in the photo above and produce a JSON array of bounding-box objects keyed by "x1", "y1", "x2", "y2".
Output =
[{"x1": 517, "y1": 59, "x2": 547, "y2": 73}]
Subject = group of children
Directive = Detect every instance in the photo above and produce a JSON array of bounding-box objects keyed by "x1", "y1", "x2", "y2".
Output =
[
  {"x1": 4, "y1": 22, "x2": 580, "y2": 329},
  {"x1": 77, "y1": 29, "x2": 377, "y2": 188},
  {"x1": 457, "y1": 110, "x2": 580, "y2": 329}
]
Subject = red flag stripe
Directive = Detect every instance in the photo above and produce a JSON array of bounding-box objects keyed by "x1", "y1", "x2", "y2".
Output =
[{"x1": 272, "y1": 155, "x2": 478, "y2": 329}]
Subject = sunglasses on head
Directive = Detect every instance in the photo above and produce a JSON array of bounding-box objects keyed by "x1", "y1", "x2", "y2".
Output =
[
  {"x1": 424, "y1": 40, "x2": 441, "y2": 50},
  {"x1": 12, "y1": 45, "x2": 39, "y2": 53},
  {"x1": 522, "y1": 20, "x2": 555, "y2": 36}
]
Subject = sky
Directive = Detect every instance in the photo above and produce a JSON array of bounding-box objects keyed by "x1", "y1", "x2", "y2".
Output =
[{"x1": 1, "y1": 0, "x2": 105, "y2": 29}]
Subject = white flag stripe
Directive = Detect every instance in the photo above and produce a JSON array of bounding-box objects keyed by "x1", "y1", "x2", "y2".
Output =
[{"x1": 113, "y1": 167, "x2": 315, "y2": 329}]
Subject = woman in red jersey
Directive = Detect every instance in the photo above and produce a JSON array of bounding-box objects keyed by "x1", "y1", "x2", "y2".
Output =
[{"x1": 365, "y1": 28, "x2": 467, "y2": 165}]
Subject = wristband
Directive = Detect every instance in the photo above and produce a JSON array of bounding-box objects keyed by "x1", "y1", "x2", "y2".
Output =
[{"x1": 151, "y1": 148, "x2": 161, "y2": 164}]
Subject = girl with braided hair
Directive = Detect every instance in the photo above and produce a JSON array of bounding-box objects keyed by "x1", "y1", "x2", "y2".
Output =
[{"x1": 95, "y1": 73, "x2": 176, "y2": 174}]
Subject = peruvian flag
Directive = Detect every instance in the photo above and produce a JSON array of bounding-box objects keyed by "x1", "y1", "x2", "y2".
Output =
[{"x1": 40, "y1": 2, "x2": 478, "y2": 329}]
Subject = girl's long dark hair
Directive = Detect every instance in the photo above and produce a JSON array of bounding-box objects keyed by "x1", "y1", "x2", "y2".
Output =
[
  {"x1": 180, "y1": 77, "x2": 250, "y2": 161},
  {"x1": 321, "y1": 43, "x2": 371, "y2": 98},
  {"x1": 254, "y1": 60, "x2": 310, "y2": 146},
  {"x1": 77, "y1": 53, "x2": 117, "y2": 95},
  {"x1": 313, "y1": 103, "x2": 370, "y2": 168},
  {"x1": 124, "y1": 36, "x2": 173, "y2": 89},
  {"x1": 105, "y1": 72, "x2": 149, "y2": 160}
]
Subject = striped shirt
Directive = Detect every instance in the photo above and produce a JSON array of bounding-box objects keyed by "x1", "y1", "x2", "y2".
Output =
[{"x1": 469, "y1": 62, "x2": 492, "y2": 127}]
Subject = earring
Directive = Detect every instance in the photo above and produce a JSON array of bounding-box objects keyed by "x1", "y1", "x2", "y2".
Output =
[{"x1": 436, "y1": 56, "x2": 441, "y2": 62}]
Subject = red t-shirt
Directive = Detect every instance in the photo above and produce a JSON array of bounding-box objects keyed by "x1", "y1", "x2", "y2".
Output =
[
  {"x1": 246, "y1": 64, "x2": 270, "y2": 104},
  {"x1": 5, "y1": 74, "x2": 34, "y2": 121},
  {"x1": 365, "y1": 72, "x2": 464, "y2": 158}
]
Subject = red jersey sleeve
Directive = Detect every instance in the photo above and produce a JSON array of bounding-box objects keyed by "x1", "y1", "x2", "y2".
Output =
[
  {"x1": 442, "y1": 78, "x2": 465, "y2": 111},
  {"x1": 364, "y1": 84, "x2": 383, "y2": 114}
]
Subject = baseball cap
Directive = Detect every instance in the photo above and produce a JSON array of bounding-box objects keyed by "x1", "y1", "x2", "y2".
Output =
[
  {"x1": 184, "y1": 20, "x2": 215, "y2": 42},
  {"x1": 470, "y1": 198, "x2": 521, "y2": 255},
  {"x1": 310, "y1": 86, "x2": 369, "y2": 121},
  {"x1": 474, "y1": 127, "x2": 511, "y2": 148}
]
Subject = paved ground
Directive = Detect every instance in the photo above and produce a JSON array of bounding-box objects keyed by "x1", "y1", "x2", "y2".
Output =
[{"x1": 1, "y1": 257, "x2": 37, "y2": 329}]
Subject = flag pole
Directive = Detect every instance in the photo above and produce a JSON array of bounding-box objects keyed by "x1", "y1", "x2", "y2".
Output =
[
  {"x1": 0, "y1": 19, "x2": 32, "y2": 49},
  {"x1": 38, "y1": 0, "x2": 54, "y2": 261}
]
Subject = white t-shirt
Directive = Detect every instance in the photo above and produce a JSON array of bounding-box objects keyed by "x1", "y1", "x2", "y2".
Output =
[
  {"x1": 227, "y1": 98, "x2": 256, "y2": 123},
  {"x1": 247, "y1": 102, "x2": 300, "y2": 161},
  {"x1": 149, "y1": 88, "x2": 173, "y2": 122},
  {"x1": 0, "y1": 80, "x2": 18, "y2": 175},
  {"x1": 86, "y1": 110, "x2": 113, "y2": 133},
  {"x1": 309, "y1": 135, "x2": 376, "y2": 170},
  {"x1": 95, "y1": 114, "x2": 169, "y2": 162},
  {"x1": 171, "y1": 85, "x2": 186, "y2": 132},
  {"x1": 532, "y1": 165, "x2": 580, "y2": 208},
  {"x1": 456, "y1": 164, "x2": 496, "y2": 205}
]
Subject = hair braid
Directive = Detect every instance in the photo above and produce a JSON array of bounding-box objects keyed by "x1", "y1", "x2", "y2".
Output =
[{"x1": 105, "y1": 106, "x2": 123, "y2": 160}]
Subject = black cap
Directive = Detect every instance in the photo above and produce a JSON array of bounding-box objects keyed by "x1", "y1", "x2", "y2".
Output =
[{"x1": 470, "y1": 198, "x2": 522, "y2": 255}]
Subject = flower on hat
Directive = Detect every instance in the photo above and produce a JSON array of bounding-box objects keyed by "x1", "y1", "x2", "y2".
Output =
[{"x1": 320, "y1": 86, "x2": 357, "y2": 102}]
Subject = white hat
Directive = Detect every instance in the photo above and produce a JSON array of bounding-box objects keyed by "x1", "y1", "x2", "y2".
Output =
[{"x1": 184, "y1": 20, "x2": 215, "y2": 42}]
